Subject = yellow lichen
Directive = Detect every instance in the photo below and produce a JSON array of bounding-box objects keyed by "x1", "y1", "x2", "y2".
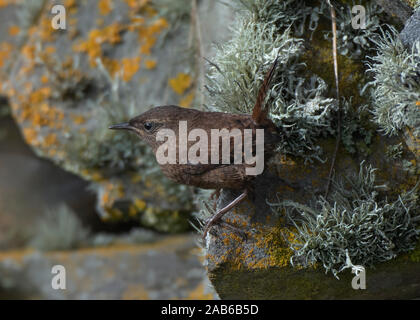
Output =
[
  {"x1": 169, "y1": 73, "x2": 192, "y2": 95},
  {"x1": 121, "y1": 57, "x2": 141, "y2": 82},
  {"x1": 179, "y1": 92, "x2": 195, "y2": 108},
  {"x1": 74, "y1": 23, "x2": 123, "y2": 66},
  {"x1": 134, "y1": 199, "x2": 147, "y2": 211},
  {"x1": 22, "y1": 128, "x2": 39, "y2": 146},
  {"x1": 185, "y1": 283, "x2": 214, "y2": 300},
  {"x1": 129, "y1": 205, "x2": 138, "y2": 217},
  {"x1": 39, "y1": 17, "x2": 57, "y2": 42},
  {"x1": 8, "y1": 25, "x2": 20, "y2": 36},
  {"x1": 124, "y1": 0, "x2": 150, "y2": 11},
  {"x1": 41, "y1": 75, "x2": 49, "y2": 84},
  {"x1": 137, "y1": 17, "x2": 168, "y2": 55},
  {"x1": 0, "y1": 42, "x2": 13, "y2": 68},
  {"x1": 144, "y1": 59, "x2": 157, "y2": 69},
  {"x1": 98, "y1": 0, "x2": 112, "y2": 15},
  {"x1": 44, "y1": 133, "x2": 58, "y2": 146},
  {"x1": 71, "y1": 114, "x2": 86, "y2": 125},
  {"x1": 0, "y1": 0, "x2": 12, "y2": 8}
]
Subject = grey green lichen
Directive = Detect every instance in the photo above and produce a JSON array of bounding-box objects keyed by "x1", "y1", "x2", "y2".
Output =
[
  {"x1": 205, "y1": 0, "x2": 338, "y2": 163},
  {"x1": 364, "y1": 27, "x2": 420, "y2": 137},
  {"x1": 386, "y1": 142, "x2": 404, "y2": 159},
  {"x1": 324, "y1": 1, "x2": 384, "y2": 59},
  {"x1": 271, "y1": 162, "x2": 419, "y2": 278}
]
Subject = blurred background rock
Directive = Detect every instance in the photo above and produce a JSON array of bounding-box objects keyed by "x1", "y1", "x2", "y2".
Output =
[{"x1": 0, "y1": 0, "x2": 233, "y2": 300}]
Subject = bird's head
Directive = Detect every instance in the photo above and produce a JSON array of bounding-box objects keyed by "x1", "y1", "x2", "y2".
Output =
[{"x1": 109, "y1": 105, "x2": 197, "y2": 151}]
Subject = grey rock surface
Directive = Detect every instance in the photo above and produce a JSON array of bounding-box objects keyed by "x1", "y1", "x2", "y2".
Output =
[
  {"x1": 400, "y1": 8, "x2": 420, "y2": 48},
  {"x1": 0, "y1": 234, "x2": 216, "y2": 300}
]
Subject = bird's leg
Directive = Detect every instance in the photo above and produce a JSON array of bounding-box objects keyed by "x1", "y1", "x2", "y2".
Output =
[{"x1": 202, "y1": 189, "x2": 248, "y2": 239}]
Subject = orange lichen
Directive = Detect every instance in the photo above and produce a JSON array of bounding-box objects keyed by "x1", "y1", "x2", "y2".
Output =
[
  {"x1": 22, "y1": 128, "x2": 39, "y2": 146},
  {"x1": 8, "y1": 25, "x2": 20, "y2": 36},
  {"x1": 169, "y1": 73, "x2": 192, "y2": 95},
  {"x1": 121, "y1": 57, "x2": 141, "y2": 82},
  {"x1": 29, "y1": 87, "x2": 51, "y2": 104},
  {"x1": 39, "y1": 17, "x2": 57, "y2": 42},
  {"x1": 0, "y1": 0, "x2": 12, "y2": 8},
  {"x1": 124, "y1": 0, "x2": 149, "y2": 11},
  {"x1": 71, "y1": 115, "x2": 86, "y2": 125},
  {"x1": 21, "y1": 44, "x2": 35, "y2": 61},
  {"x1": 98, "y1": 0, "x2": 112, "y2": 15},
  {"x1": 74, "y1": 23, "x2": 123, "y2": 66},
  {"x1": 44, "y1": 133, "x2": 58, "y2": 146},
  {"x1": 0, "y1": 42, "x2": 13, "y2": 68},
  {"x1": 102, "y1": 57, "x2": 120, "y2": 77},
  {"x1": 64, "y1": 0, "x2": 77, "y2": 9},
  {"x1": 179, "y1": 92, "x2": 195, "y2": 108},
  {"x1": 100, "y1": 182, "x2": 125, "y2": 210},
  {"x1": 41, "y1": 75, "x2": 49, "y2": 84},
  {"x1": 138, "y1": 17, "x2": 168, "y2": 55},
  {"x1": 144, "y1": 59, "x2": 157, "y2": 69},
  {"x1": 45, "y1": 46, "x2": 56, "y2": 55},
  {"x1": 185, "y1": 283, "x2": 214, "y2": 300}
]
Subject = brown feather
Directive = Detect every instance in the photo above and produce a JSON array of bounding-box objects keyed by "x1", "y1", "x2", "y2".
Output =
[{"x1": 252, "y1": 56, "x2": 279, "y2": 125}]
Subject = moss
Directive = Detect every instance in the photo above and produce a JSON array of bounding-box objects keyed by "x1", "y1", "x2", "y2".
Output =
[{"x1": 211, "y1": 247, "x2": 420, "y2": 299}]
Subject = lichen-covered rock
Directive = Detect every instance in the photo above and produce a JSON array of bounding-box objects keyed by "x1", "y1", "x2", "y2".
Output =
[
  {"x1": 400, "y1": 7, "x2": 420, "y2": 47},
  {"x1": 196, "y1": 0, "x2": 420, "y2": 299},
  {"x1": 210, "y1": 244, "x2": 420, "y2": 299},
  {"x1": 0, "y1": 234, "x2": 216, "y2": 299},
  {"x1": 3, "y1": 0, "x2": 232, "y2": 232}
]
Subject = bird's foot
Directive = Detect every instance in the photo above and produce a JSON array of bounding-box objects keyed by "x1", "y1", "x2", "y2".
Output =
[{"x1": 202, "y1": 189, "x2": 248, "y2": 240}]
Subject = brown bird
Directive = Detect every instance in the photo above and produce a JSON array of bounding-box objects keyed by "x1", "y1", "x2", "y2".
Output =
[{"x1": 110, "y1": 57, "x2": 280, "y2": 238}]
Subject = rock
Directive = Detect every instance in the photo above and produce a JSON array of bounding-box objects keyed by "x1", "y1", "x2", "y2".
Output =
[
  {"x1": 202, "y1": 135, "x2": 419, "y2": 298},
  {"x1": 3, "y1": 0, "x2": 232, "y2": 232},
  {"x1": 210, "y1": 245, "x2": 420, "y2": 299},
  {"x1": 0, "y1": 116, "x2": 96, "y2": 250},
  {"x1": 375, "y1": 0, "x2": 413, "y2": 25},
  {"x1": 0, "y1": 234, "x2": 216, "y2": 299},
  {"x1": 400, "y1": 7, "x2": 420, "y2": 48},
  {"x1": 196, "y1": 0, "x2": 420, "y2": 299}
]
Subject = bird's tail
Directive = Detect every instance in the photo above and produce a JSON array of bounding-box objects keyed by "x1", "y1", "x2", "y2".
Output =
[{"x1": 252, "y1": 56, "x2": 279, "y2": 125}]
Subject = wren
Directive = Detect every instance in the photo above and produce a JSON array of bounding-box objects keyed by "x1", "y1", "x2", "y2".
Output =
[{"x1": 110, "y1": 58, "x2": 280, "y2": 238}]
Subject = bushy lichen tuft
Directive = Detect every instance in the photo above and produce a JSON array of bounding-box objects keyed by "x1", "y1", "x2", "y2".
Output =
[
  {"x1": 324, "y1": 1, "x2": 384, "y2": 59},
  {"x1": 364, "y1": 27, "x2": 420, "y2": 137},
  {"x1": 386, "y1": 143, "x2": 404, "y2": 159},
  {"x1": 205, "y1": 0, "x2": 338, "y2": 162},
  {"x1": 271, "y1": 161, "x2": 419, "y2": 278}
]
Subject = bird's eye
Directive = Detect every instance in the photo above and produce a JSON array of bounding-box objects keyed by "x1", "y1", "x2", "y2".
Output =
[{"x1": 143, "y1": 122, "x2": 154, "y2": 132}]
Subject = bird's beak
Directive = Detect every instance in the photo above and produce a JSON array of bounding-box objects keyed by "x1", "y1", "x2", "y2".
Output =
[{"x1": 109, "y1": 122, "x2": 134, "y2": 131}]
